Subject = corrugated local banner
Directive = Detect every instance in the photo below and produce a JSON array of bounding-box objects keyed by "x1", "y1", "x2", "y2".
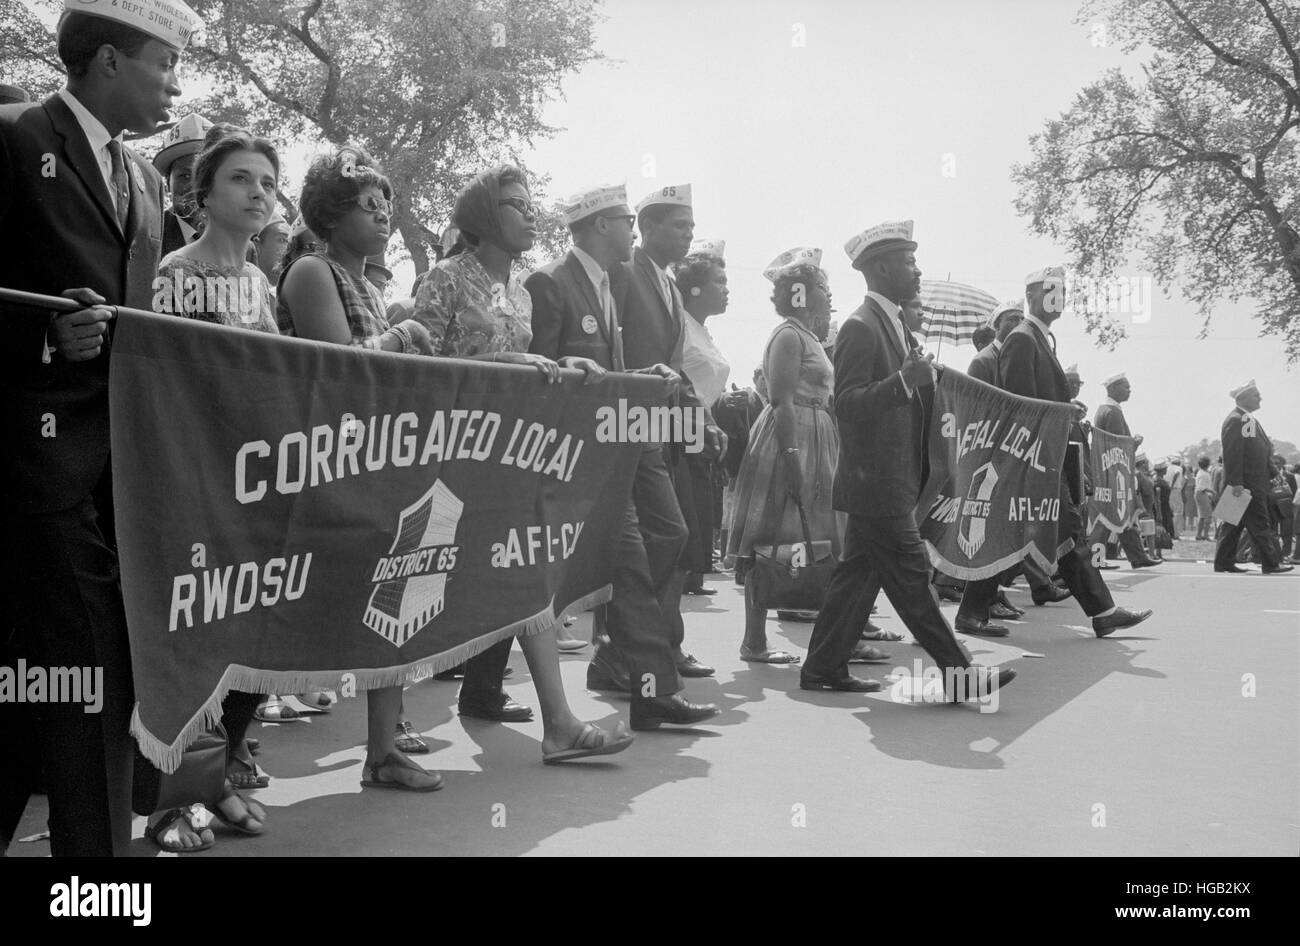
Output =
[
  {"x1": 918, "y1": 369, "x2": 1075, "y2": 579},
  {"x1": 110, "y1": 311, "x2": 658, "y2": 770},
  {"x1": 1087, "y1": 426, "x2": 1139, "y2": 534}
]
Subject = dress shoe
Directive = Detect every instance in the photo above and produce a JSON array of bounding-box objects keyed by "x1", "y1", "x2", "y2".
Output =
[
  {"x1": 946, "y1": 665, "x2": 1017, "y2": 702},
  {"x1": 675, "y1": 653, "x2": 715, "y2": 677},
  {"x1": 955, "y1": 616, "x2": 1009, "y2": 637},
  {"x1": 586, "y1": 661, "x2": 631, "y2": 693},
  {"x1": 1092, "y1": 606, "x2": 1153, "y2": 637},
  {"x1": 630, "y1": 694, "x2": 721, "y2": 730},
  {"x1": 435, "y1": 666, "x2": 512, "y2": 681},
  {"x1": 458, "y1": 690, "x2": 534, "y2": 722},
  {"x1": 777, "y1": 610, "x2": 818, "y2": 622},
  {"x1": 1262, "y1": 563, "x2": 1295, "y2": 574},
  {"x1": 989, "y1": 602, "x2": 1020, "y2": 621},
  {"x1": 1214, "y1": 565, "x2": 1246, "y2": 573},
  {"x1": 1097, "y1": 561, "x2": 1120, "y2": 570},
  {"x1": 1031, "y1": 585, "x2": 1073, "y2": 606},
  {"x1": 934, "y1": 584, "x2": 963, "y2": 602},
  {"x1": 683, "y1": 586, "x2": 717, "y2": 596},
  {"x1": 995, "y1": 591, "x2": 1025, "y2": 616},
  {"x1": 799, "y1": 669, "x2": 882, "y2": 692},
  {"x1": 1131, "y1": 558, "x2": 1162, "y2": 569}
]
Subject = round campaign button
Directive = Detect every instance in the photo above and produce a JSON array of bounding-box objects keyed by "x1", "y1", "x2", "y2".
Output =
[{"x1": 581, "y1": 315, "x2": 598, "y2": 335}]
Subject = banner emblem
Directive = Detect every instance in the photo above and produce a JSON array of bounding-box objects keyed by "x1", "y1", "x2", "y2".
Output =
[
  {"x1": 363, "y1": 480, "x2": 464, "y2": 647},
  {"x1": 957, "y1": 461, "x2": 998, "y2": 559}
]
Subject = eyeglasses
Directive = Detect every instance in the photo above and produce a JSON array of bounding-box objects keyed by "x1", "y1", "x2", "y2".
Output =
[
  {"x1": 498, "y1": 197, "x2": 537, "y2": 217},
  {"x1": 599, "y1": 214, "x2": 635, "y2": 226},
  {"x1": 354, "y1": 194, "x2": 392, "y2": 217}
]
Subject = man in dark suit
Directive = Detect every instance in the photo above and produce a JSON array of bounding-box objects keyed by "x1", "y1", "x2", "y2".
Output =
[
  {"x1": 527, "y1": 183, "x2": 719, "y2": 730},
  {"x1": 997, "y1": 268, "x2": 1152, "y2": 636},
  {"x1": 953, "y1": 302, "x2": 1049, "y2": 634},
  {"x1": 800, "y1": 221, "x2": 1014, "y2": 700},
  {"x1": 610, "y1": 184, "x2": 727, "y2": 680},
  {"x1": 1214, "y1": 381, "x2": 1291, "y2": 573},
  {"x1": 1087, "y1": 373, "x2": 1160, "y2": 568},
  {"x1": 152, "y1": 111, "x2": 210, "y2": 255},
  {"x1": 0, "y1": 0, "x2": 197, "y2": 856}
]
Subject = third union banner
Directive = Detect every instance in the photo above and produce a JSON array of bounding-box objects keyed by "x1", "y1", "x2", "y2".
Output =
[
  {"x1": 1087, "y1": 426, "x2": 1139, "y2": 534},
  {"x1": 917, "y1": 369, "x2": 1075, "y2": 579},
  {"x1": 109, "y1": 310, "x2": 661, "y2": 770}
]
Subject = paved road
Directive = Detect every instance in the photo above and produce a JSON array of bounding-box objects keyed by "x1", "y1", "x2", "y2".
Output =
[{"x1": 11, "y1": 562, "x2": 1298, "y2": 856}]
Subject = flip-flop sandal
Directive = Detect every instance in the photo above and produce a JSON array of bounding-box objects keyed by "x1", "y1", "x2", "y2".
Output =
[
  {"x1": 849, "y1": 644, "x2": 892, "y2": 664},
  {"x1": 543, "y1": 722, "x2": 634, "y2": 764},
  {"x1": 145, "y1": 805, "x2": 214, "y2": 853},
  {"x1": 360, "y1": 752, "x2": 444, "y2": 792},
  {"x1": 299, "y1": 690, "x2": 334, "y2": 707},
  {"x1": 245, "y1": 738, "x2": 261, "y2": 756},
  {"x1": 254, "y1": 697, "x2": 301, "y2": 722},
  {"x1": 212, "y1": 786, "x2": 268, "y2": 836},
  {"x1": 739, "y1": 648, "x2": 801, "y2": 664},
  {"x1": 394, "y1": 720, "x2": 429, "y2": 754},
  {"x1": 227, "y1": 755, "x2": 270, "y2": 789},
  {"x1": 860, "y1": 626, "x2": 905, "y2": 642}
]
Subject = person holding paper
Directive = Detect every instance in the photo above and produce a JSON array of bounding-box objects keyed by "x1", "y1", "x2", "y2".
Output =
[{"x1": 1213, "y1": 381, "x2": 1291, "y2": 573}]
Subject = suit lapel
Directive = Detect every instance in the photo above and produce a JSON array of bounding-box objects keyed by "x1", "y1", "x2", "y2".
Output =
[
  {"x1": 635, "y1": 248, "x2": 674, "y2": 325},
  {"x1": 46, "y1": 96, "x2": 123, "y2": 243},
  {"x1": 867, "y1": 296, "x2": 906, "y2": 363}
]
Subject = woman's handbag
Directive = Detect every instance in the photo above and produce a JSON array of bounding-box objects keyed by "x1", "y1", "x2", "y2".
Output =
[
  {"x1": 1269, "y1": 474, "x2": 1294, "y2": 504},
  {"x1": 749, "y1": 495, "x2": 836, "y2": 611},
  {"x1": 132, "y1": 723, "x2": 230, "y2": 816}
]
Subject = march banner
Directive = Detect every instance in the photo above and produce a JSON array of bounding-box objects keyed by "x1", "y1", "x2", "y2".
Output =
[
  {"x1": 110, "y1": 310, "x2": 660, "y2": 770},
  {"x1": 917, "y1": 369, "x2": 1075, "y2": 579},
  {"x1": 1086, "y1": 426, "x2": 1139, "y2": 534}
]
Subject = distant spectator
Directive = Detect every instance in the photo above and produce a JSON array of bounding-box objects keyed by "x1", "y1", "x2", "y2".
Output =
[{"x1": 1194, "y1": 455, "x2": 1215, "y2": 540}]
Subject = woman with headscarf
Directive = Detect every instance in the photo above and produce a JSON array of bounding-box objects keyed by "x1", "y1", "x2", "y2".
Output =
[{"x1": 411, "y1": 164, "x2": 633, "y2": 764}]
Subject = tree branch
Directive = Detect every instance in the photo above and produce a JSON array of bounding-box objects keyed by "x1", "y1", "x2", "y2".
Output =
[
  {"x1": 1163, "y1": 0, "x2": 1300, "y2": 112},
  {"x1": 1256, "y1": 0, "x2": 1300, "y2": 94},
  {"x1": 276, "y1": 0, "x2": 341, "y2": 131}
]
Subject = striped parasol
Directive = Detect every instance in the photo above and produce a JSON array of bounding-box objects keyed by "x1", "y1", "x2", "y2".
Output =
[{"x1": 917, "y1": 279, "x2": 1000, "y2": 346}]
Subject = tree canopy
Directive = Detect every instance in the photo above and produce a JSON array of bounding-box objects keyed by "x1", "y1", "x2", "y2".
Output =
[{"x1": 1012, "y1": 0, "x2": 1299, "y2": 360}]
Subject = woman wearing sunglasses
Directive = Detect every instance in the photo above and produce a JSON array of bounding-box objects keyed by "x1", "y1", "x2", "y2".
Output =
[
  {"x1": 411, "y1": 165, "x2": 632, "y2": 765},
  {"x1": 278, "y1": 147, "x2": 443, "y2": 792}
]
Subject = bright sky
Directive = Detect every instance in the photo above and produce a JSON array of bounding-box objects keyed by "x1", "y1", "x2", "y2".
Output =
[{"x1": 506, "y1": 0, "x2": 1297, "y2": 460}]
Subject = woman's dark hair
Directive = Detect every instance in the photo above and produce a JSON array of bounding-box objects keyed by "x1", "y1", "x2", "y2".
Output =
[
  {"x1": 452, "y1": 165, "x2": 529, "y2": 250},
  {"x1": 771, "y1": 264, "x2": 825, "y2": 319},
  {"x1": 673, "y1": 255, "x2": 723, "y2": 297},
  {"x1": 191, "y1": 128, "x2": 280, "y2": 212},
  {"x1": 1198, "y1": 455, "x2": 1210, "y2": 470},
  {"x1": 299, "y1": 146, "x2": 393, "y2": 241},
  {"x1": 57, "y1": 13, "x2": 150, "y2": 79}
]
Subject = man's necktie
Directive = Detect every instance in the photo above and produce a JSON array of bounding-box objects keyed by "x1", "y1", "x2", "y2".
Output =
[
  {"x1": 606, "y1": 280, "x2": 625, "y2": 371},
  {"x1": 599, "y1": 272, "x2": 613, "y2": 333},
  {"x1": 107, "y1": 139, "x2": 130, "y2": 232}
]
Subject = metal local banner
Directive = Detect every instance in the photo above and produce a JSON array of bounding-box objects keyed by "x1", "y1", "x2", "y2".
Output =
[
  {"x1": 1087, "y1": 426, "x2": 1139, "y2": 534},
  {"x1": 918, "y1": 369, "x2": 1075, "y2": 579},
  {"x1": 110, "y1": 311, "x2": 658, "y2": 771}
]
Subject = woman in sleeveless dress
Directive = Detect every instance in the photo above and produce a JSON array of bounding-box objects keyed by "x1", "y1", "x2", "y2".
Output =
[
  {"x1": 278, "y1": 147, "x2": 444, "y2": 792},
  {"x1": 727, "y1": 250, "x2": 841, "y2": 663}
]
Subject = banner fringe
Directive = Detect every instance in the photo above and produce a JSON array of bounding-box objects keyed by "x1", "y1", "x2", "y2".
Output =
[
  {"x1": 130, "y1": 584, "x2": 614, "y2": 773},
  {"x1": 926, "y1": 540, "x2": 1060, "y2": 582}
]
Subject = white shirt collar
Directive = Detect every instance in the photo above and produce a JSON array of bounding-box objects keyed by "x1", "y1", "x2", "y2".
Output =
[
  {"x1": 57, "y1": 88, "x2": 117, "y2": 156},
  {"x1": 1024, "y1": 312, "x2": 1054, "y2": 339},
  {"x1": 991, "y1": 339, "x2": 1002, "y2": 352},
  {"x1": 865, "y1": 290, "x2": 900, "y2": 319},
  {"x1": 178, "y1": 216, "x2": 199, "y2": 243},
  {"x1": 570, "y1": 245, "x2": 607, "y2": 296}
]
